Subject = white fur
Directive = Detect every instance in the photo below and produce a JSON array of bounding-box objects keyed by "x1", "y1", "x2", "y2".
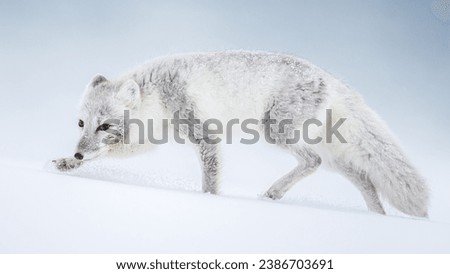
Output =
[{"x1": 54, "y1": 51, "x2": 429, "y2": 217}]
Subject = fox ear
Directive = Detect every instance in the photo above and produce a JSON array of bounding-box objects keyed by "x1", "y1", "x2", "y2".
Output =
[
  {"x1": 90, "y1": 74, "x2": 108, "y2": 87},
  {"x1": 116, "y1": 79, "x2": 141, "y2": 109}
]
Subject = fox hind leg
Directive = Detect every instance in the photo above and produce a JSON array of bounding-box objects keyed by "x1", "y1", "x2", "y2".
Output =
[
  {"x1": 264, "y1": 146, "x2": 321, "y2": 200},
  {"x1": 336, "y1": 162, "x2": 385, "y2": 214}
]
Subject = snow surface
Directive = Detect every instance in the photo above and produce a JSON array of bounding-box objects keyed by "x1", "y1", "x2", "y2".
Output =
[
  {"x1": 0, "y1": 141, "x2": 449, "y2": 253},
  {"x1": 1, "y1": 1, "x2": 449, "y2": 253}
]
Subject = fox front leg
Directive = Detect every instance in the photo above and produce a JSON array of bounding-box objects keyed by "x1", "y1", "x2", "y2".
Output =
[
  {"x1": 53, "y1": 157, "x2": 84, "y2": 171},
  {"x1": 197, "y1": 140, "x2": 220, "y2": 194}
]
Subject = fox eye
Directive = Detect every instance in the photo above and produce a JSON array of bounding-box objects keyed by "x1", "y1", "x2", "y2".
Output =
[
  {"x1": 97, "y1": 123, "x2": 110, "y2": 131},
  {"x1": 78, "y1": 120, "x2": 84, "y2": 128}
]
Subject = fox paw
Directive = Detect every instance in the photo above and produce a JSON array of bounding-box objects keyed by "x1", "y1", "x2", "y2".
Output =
[
  {"x1": 52, "y1": 157, "x2": 83, "y2": 171},
  {"x1": 263, "y1": 189, "x2": 284, "y2": 200}
]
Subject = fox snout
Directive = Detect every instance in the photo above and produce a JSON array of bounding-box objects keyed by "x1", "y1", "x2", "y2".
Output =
[{"x1": 75, "y1": 134, "x2": 104, "y2": 160}]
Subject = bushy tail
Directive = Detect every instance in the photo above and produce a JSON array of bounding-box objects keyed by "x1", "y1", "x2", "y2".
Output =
[{"x1": 333, "y1": 99, "x2": 429, "y2": 217}]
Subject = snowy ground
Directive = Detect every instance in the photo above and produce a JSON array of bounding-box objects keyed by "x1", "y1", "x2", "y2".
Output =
[
  {"x1": 1, "y1": 1, "x2": 449, "y2": 253},
  {"x1": 1, "y1": 141, "x2": 449, "y2": 253}
]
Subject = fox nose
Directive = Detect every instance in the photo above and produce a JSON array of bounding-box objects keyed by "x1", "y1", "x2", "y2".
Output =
[{"x1": 74, "y1": 153, "x2": 84, "y2": 160}]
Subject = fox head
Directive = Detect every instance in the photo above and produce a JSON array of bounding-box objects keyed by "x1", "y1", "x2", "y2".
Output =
[{"x1": 74, "y1": 74, "x2": 142, "y2": 161}]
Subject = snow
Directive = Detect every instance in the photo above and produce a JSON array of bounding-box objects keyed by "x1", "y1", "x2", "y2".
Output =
[
  {"x1": 0, "y1": 162, "x2": 448, "y2": 253},
  {"x1": 0, "y1": 142, "x2": 449, "y2": 253},
  {"x1": 1, "y1": 1, "x2": 450, "y2": 253}
]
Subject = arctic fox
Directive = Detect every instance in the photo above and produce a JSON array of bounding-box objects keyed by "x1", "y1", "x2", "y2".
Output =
[{"x1": 53, "y1": 51, "x2": 428, "y2": 217}]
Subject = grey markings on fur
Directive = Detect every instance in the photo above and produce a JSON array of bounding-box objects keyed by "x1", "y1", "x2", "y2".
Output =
[
  {"x1": 198, "y1": 141, "x2": 220, "y2": 194},
  {"x1": 262, "y1": 77, "x2": 327, "y2": 145}
]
